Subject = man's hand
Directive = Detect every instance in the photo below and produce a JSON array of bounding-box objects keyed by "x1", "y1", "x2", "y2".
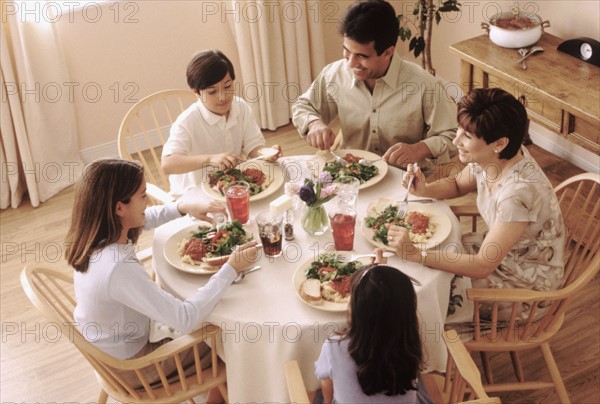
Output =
[
  {"x1": 383, "y1": 142, "x2": 431, "y2": 168},
  {"x1": 306, "y1": 120, "x2": 336, "y2": 150}
]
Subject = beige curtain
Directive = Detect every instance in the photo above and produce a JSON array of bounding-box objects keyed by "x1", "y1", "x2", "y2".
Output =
[
  {"x1": 230, "y1": 0, "x2": 326, "y2": 130},
  {"x1": 1, "y1": 2, "x2": 82, "y2": 209}
]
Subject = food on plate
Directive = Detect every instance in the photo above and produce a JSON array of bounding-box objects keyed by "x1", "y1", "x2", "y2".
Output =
[
  {"x1": 301, "y1": 253, "x2": 364, "y2": 304},
  {"x1": 177, "y1": 221, "x2": 253, "y2": 265},
  {"x1": 364, "y1": 205, "x2": 435, "y2": 245},
  {"x1": 323, "y1": 153, "x2": 378, "y2": 184},
  {"x1": 180, "y1": 238, "x2": 207, "y2": 263},
  {"x1": 494, "y1": 16, "x2": 536, "y2": 30},
  {"x1": 208, "y1": 167, "x2": 271, "y2": 196},
  {"x1": 299, "y1": 279, "x2": 322, "y2": 305}
]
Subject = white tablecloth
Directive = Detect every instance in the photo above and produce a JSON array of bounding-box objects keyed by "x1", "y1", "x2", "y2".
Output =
[{"x1": 152, "y1": 159, "x2": 463, "y2": 402}]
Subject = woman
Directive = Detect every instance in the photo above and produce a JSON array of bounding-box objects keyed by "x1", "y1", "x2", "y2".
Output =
[
  {"x1": 161, "y1": 49, "x2": 282, "y2": 196},
  {"x1": 388, "y1": 88, "x2": 565, "y2": 320},
  {"x1": 315, "y1": 250, "x2": 422, "y2": 403}
]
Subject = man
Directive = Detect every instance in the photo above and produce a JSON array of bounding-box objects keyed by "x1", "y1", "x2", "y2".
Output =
[{"x1": 292, "y1": 0, "x2": 458, "y2": 175}]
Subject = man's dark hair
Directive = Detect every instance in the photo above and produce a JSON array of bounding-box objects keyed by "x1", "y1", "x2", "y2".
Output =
[{"x1": 339, "y1": 0, "x2": 399, "y2": 55}]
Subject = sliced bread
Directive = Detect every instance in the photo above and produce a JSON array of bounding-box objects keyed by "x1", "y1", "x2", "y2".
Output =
[{"x1": 300, "y1": 278, "x2": 322, "y2": 305}]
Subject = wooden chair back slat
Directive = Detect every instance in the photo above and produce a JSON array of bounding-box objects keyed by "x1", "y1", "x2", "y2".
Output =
[
  {"x1": 118, "y1": 89, "x2": 197, "y2": 201},
  {"x1": 425, "y1": 330, "x2": 500, "y2": 403}
]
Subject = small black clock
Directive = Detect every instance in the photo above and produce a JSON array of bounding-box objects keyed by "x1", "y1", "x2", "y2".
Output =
[{"x1": 557, "y1": 37, "x2": 600, "y2": 67}]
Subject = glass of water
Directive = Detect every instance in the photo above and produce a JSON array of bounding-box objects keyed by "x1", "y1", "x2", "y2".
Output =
[{"x1": 334, "y1": 176, "x2": 360, "y2": 209}]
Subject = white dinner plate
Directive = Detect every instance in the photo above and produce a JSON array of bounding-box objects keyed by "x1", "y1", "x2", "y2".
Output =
[
  {"x1": 201, "y1": 160, "x2": 284, "y2": 202},
  {"x1": 163, "y1": 224, "x2": 224, "y2": 275},
  {"x1": 323, "y1": 149, "x2": 388, "y2": 190},
  {"x1": 361, "y1": 198, "x2": 452, "y2": 251},
  {"x1": 292, "y1": 255, "x2": 370, "y2": 312}
]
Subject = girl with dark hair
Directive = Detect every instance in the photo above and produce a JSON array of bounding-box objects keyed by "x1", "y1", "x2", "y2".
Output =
[
  {"x1": 388, "y1": 88, "x2": 565, "y2": 320},
  {"x1": 162, "y1": 49, "x2": 282, "y2": 195},
  {"x1": 315, "y1": 250, "x2": 422, "y2": 403},
  {"x1": 65, "y1": 158, "x2": 260, "y2": 402}
]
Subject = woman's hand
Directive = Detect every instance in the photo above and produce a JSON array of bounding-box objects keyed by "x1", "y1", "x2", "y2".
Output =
[
  {"x1": 208, "y1": 153, "x2": 243, "y2": 169},
  {"x1": 177, "y1": 201, "x2": 227, "y2": 224},
  {"x1": 402, "y1": 163, "x2": 428, "y2": 197},
  {"x1": 386, "y1": 225, "x2": 420, "y2": 262},
  {"x1": 371, "y1": 248, "x2": 389, "y2": 264},
  {"x1": 227, "y1": 241, "x2": 261, "y2": 273}
]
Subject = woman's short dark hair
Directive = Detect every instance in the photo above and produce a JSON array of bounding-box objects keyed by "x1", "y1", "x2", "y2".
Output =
[
  {"x1": 343, "y1": 264, "x2": 422, "y2": 396},
  {"x1": 457, "y1": 88, "x2": 528, "y2": 159},
  {"x1": 186, "y1": 49, "x2": 235, "y2": 92},
  {"x1": 338, "y1": 0, "x2": 399, "y2": 55}
]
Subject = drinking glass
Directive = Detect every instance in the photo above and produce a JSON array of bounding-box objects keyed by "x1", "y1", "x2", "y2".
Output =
[
  {"x1": 329, "y1": 207, "x2": 357, "y2": 251},
  {"x1": 225, "y1": 181, "x2": 250, "y2": 224},
  {"x1": 334, "y1": 176, "x2": 360, "y2": 209},
  {"x1": 255, "y1": 210, "x2": 284, "y2": 257}
]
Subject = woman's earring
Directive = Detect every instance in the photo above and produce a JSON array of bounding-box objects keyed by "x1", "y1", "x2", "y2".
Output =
[{"x1": 494, "y1": 149, "x2": 500, "y2": 154}]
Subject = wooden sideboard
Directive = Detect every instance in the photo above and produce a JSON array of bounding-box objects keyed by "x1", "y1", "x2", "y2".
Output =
[{"x1": 449, "y1": 34, "x2": 600, "y2": 155}]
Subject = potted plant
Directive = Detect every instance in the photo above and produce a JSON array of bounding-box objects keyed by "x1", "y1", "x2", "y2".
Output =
[{"x1": 399, "y1": 0, "x2": 461, "y2": 76}]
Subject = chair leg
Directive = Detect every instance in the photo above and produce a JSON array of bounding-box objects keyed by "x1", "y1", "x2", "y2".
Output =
[
  {"x1": 540, "y1": 342, "x2": 570, "y2": 404},
  {"x1": 218, "y1": 383, "x2": 229, "y2": 404},
  {"x1": 98, "y1": 389, "x2": 108, "y2": 404},
  {"x1": 510, "y1": 351, "x2": 525, "y2": 382},
  {"x1": 480, "y1": 352, "x2": 494, "y2": 384}
]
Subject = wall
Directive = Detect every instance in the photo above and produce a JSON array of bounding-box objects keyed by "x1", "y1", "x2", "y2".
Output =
[
  {"x1": 51, "y1": 1, "x2": 598, "y2": 169},
  {"x1": 54, "y1": 1, "x2": 240, "y2": 152}
]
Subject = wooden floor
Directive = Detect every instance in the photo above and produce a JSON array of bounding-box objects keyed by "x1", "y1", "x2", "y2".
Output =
[{"x1": 1, "y1": 123, "x2": 598, "y2": 403}]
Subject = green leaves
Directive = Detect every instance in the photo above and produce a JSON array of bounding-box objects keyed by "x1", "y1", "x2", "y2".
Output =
[
  {"x1": 409, "y1": 36, "x2": 426, "y2": 58},
  {"x1": 398, "y1": 0, "x2": 462, "y2": 62}
]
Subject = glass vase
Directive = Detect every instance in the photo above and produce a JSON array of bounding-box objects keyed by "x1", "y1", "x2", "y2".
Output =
[{"x1": 301, "y1": 205, "x2": 329, "y2": 236}]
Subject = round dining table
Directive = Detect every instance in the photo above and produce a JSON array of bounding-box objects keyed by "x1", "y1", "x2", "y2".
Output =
[{"x1": 152, "y1": 157, "x2": 466, "y2": 402}]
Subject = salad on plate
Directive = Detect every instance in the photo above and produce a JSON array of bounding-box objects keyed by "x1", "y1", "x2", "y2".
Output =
[
  {"x1": 323, "y1": 152, "x2": 379, "y2": 184},
  {"x1": 178, "y1": 220, "x2": 253, "y2": 266},
  {"x1": 208, "y1": 167, "x2": 271, "y2": 196}
]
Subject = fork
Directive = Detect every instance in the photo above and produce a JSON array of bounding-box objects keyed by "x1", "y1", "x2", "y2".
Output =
[
  {"x1": 398, "y1": 163, "x2": 418, "y2": 219},
  {"x1": 330, "y1": 150, "x2": 347, "y2": 165},
  {"x1": 233, "y1": 265, "x2": 262, "y2": 283},
  {"x1": 337, "y1": 253, "x2": 422, "y2": 287}
]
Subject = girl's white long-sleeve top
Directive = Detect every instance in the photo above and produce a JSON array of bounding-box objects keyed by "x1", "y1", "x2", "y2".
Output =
[{"x1": 73, "y1": 203, "x2": 236, "y2": 359}]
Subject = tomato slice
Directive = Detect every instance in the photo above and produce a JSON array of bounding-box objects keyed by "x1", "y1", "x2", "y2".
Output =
[{"x1": 211, "y1": 230, "x2": 228, "y2": 249}]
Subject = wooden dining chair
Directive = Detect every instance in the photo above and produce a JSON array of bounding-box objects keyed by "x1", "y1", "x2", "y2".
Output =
[
  {"x1": 118, "y1": 89, "x2": 197, "y2": 205},
  {"x1": 284, "y1": 360, "x2": 311, "y2": 404},
  {"x1": 450, "y1": 172, "x2": 600, "y2": 403},
  {"x1": 285, "y1": 341, "x2": 499, "y2": 404},
  {"x1": 20, "y1": 265, "x2": 228, "y2": 404},
  {"x1": 422, "y1": 329, "x2": 501, "y2": 404}
]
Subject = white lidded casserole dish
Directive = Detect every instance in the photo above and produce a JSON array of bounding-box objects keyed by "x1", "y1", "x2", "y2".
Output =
[{"x1": 482, "y1": 11, "x2": 550, "y2": 48}]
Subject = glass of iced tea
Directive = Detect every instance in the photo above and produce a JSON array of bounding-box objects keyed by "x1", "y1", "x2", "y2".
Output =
[
  {"x1": 225, "y1": 181, "x2": 250, "y2": 224},
  {"x1": 329, "y1": 207, "x2": 357, "y2": 251},
  {"x1": 255, "y1": 210, "x2": 284, "y2": 257}
]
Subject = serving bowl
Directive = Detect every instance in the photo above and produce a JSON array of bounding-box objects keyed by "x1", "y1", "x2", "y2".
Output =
[{"x1": 482, "y1": 11, "x2": 550, "y2": 49}]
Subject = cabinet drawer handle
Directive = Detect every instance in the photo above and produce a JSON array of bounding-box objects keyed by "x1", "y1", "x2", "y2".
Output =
[{"x1": 518, "y1": 95, "x2": 528, "y2": 107}]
